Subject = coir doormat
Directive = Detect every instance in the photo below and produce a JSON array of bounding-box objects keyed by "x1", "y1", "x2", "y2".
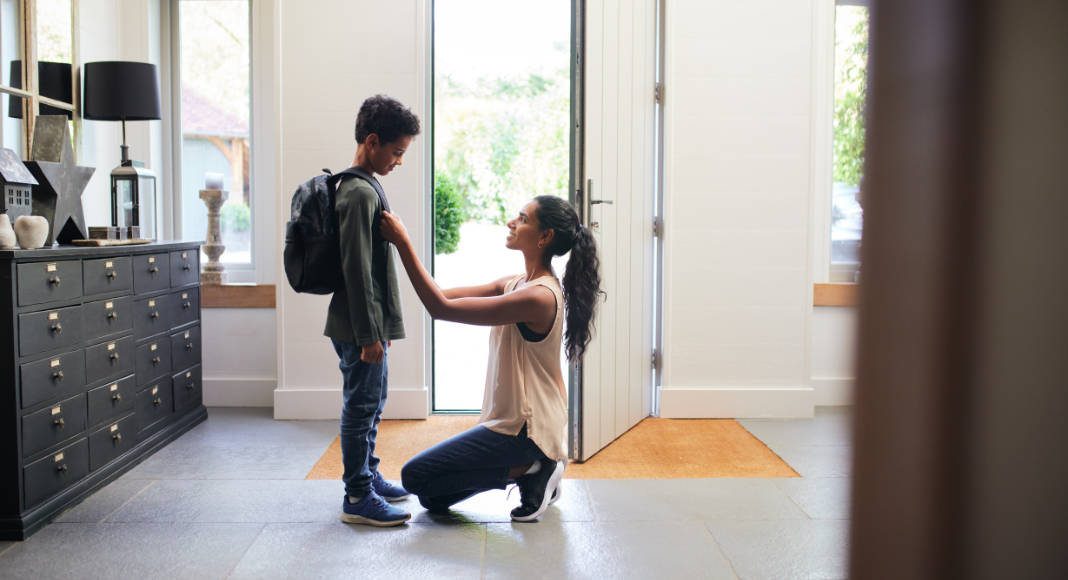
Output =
[{"x1": 306, "y1": 415, "x2": 799, "y2": 480}]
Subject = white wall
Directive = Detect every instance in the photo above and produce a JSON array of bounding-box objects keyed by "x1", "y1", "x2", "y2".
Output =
[
  {"x1": 660, "y1": 0, "x2": 818, "y2": 418},
  {"x1": 273, "y1": 0, "x2": 430, "y2": 419},
  {"x1": 812, "y1": 305, "x2": 856, "y2": 405},
  {"x1": 202, "y1": 308, "x2": 277, "y2": 406}
]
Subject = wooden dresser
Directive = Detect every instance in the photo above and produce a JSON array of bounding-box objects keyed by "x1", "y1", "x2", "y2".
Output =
[{"x1": 0, "y1": 241, "x2": 207, "y2": 540}]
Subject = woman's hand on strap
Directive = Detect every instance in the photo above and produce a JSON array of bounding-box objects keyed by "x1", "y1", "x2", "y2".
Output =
[{"x1": 379, "y1": 211, "x2": 409, "y2": 246}]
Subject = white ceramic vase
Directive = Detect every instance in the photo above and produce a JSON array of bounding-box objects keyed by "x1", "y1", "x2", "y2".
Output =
[
  {"x1": 14, "y1": 215, "x2": 49, "y2": 249},
  {"x1": 0, "y1": 213, "x2": 16, "y2": 249}
]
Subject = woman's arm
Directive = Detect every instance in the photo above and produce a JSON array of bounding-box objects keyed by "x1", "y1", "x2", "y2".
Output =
[
  {"x1": 381, "y1": 212, "x2": 555, "y2": 328},
  {"x1": 442, "y1": 276, "x2": 513, "y2": 299}
]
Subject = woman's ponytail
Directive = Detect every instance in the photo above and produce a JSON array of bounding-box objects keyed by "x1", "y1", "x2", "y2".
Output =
[{"x1": 533, "y1": 196, "x2": 605, "y2": 363}]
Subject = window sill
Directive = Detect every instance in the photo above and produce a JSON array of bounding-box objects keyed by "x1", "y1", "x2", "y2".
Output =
[
  {"x1": 814, "y1": 283, "x2": 857, "y2": 307},
  {"x1": 201, "y1": 284, "x2": 276, "y2": 308}
]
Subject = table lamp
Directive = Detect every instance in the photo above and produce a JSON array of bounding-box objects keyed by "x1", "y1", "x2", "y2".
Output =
[{"x1": 82, "y1": 61, "x2": 162, "y2": 240}]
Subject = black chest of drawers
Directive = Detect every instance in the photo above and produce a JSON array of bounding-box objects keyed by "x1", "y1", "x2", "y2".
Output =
[{"x1": 0, "y1": 241, "x2": 207, "y2": 540}]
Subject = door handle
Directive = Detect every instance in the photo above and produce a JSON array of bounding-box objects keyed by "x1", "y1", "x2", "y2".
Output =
[{"x1": 591, "y1": 199, "x2": 613, "y2": 205}]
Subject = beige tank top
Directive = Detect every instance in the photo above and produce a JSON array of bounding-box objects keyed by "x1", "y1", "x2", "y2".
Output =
[{"x1": 477, "y1": 274, "x2": 569, "y2": 460}]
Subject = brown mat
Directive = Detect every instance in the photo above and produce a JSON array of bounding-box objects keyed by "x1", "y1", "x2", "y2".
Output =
[{"x1": 306, "y1": 415, "x2": 799, "y2": 480}]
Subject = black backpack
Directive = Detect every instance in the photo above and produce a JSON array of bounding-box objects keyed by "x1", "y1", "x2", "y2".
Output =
[{"x1": 283, "y1": 166, "x2": 390, "y2": 295}]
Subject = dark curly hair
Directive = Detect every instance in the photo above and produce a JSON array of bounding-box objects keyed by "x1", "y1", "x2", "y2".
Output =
[
  {"x1": 533, "y1": 195, "x2": 605, "y2": 363},
  {"x1": 354, "y1": 94, "x2": 422, "y2": 145}
]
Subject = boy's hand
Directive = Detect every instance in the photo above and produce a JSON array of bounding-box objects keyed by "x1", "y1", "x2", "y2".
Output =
[
  {"x1": 361, "y1": 341, "x2": 384, "y2": 364},
  {"x1": 379, "y1": 211, "x2": 409, "y2": 245}
]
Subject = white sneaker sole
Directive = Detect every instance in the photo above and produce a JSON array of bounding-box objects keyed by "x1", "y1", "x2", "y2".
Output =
[
  {"x1": 511, "y1": 460, "x2": 565, "y2": 522},
  {"x1": 380, "y1": 493, "x2": 411, "y2": 502},
  {"x1": 548, "y1": 458, "x2": 568, "y2": 505},
  {"x1": 340, "y1": 512, "x2": 411, "y2": 527}
]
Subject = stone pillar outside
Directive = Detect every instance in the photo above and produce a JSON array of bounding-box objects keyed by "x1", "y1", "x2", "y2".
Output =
[{"x1": 199, "y1": 189, "x2": 228, "y2": 285}]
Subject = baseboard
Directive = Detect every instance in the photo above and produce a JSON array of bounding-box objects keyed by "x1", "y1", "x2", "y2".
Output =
[
  {"x1": 659, "y1": 387, "x2": 815, "y2": 418},
  {"x1": 273, "y1": 387, "x2": 429, "y2": 420},
  {"x1": 203, "y1": 376, "x2": 277, "y2": 407},
  {"x1": 812, "y1": 377, "x2": 855, "y2": 406}
]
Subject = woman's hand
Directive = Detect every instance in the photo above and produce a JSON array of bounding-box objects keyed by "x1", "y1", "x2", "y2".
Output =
[{"x1": 380, "y1": 211, "x2": 409, "y2": 246}]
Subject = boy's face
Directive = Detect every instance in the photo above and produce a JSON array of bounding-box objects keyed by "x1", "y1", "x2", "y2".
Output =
[{"x1": 366, "y1": 134, "x2": 413, "y2": 176}]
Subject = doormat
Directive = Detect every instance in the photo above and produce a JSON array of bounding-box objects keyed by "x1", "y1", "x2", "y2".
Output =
[{"x1": 306, "y1": 415, "x2": 799, "y2": 480}]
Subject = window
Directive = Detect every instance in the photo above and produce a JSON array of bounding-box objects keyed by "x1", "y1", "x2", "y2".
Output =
[
  {"x1": 178, "y1": 0, "x2": 252, "y2": 267},
  {"x1": 830, "y1": 1, "x2": 868, "y2": 283},
  {"x1": 0, "y1": 0, "x2": 77, "y2": 158}
]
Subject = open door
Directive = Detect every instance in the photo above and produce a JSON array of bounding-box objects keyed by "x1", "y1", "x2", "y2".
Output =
[{"x1": 572, "y1": 0, "x2": 658, "y2": 461}]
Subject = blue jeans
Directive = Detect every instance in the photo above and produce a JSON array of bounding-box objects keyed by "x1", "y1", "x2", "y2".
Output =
[
  {"x1": 333, "y1": 338, "x2": 388, "y2": 498},
  {"x1": 401, "y1": 423, "x2": 547, "y2": 508}
]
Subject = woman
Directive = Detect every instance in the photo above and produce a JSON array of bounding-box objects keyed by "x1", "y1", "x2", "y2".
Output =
[{"x1": 380, "y1": 195, "x2": 602, "y2": 522}]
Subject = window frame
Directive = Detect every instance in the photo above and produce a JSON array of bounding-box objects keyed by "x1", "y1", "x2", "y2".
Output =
[{"x1": 0, "y1": 0, "x2": 80, "y2": 159}]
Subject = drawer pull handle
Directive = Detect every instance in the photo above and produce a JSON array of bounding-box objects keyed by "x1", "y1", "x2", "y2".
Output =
[
  {"x1": 110, "y1": 353, "x2": 120, "y2": 361},
  {"x1": 153, "y1": 398, "x2": 162, "y2": 406},
  {"x1": 54, "y1": 418, "x2": 65, "y2": 428},
  {"x1": 152, "y1": 356, "x2": 161, "y2": 365},
  {"x1": 49, "y1": 276, "x2": 60, "y2": 287},
  {"x1": 53, "y1": 370, "x2": 64, "y2": 381},
  {"x1": 113, "y1": 433, "x2": 122, "y2": 442},
  {"x1": 108, "y1": 312, "x2": 118, "y2": 320},
  {"x1": 57, "y1": 464, "x2": 67, "y2": 473},
  {"x1": 183, "y1": 264, "x2": 191, "y2": 271},
  {"x1": 188, "y1": 383, "x2": 195, "y2": 390},
  {"x1": 51, "y1": 323, "x2": 62, "y2": 334},
  {"x1": 107, "y1": 271, "x2": 117, "y2": 279},
  {"x1": 113, "y1": 394, "x2": 122, "y2": 402},
  {"x1": 150, "y1": 266, "x2": 159, "y2": 274},
  {"x1": 183, "y1": 301, "x2": 191, "y2": 309},
  {"x1": 186, "y1": 343, "x2": 193, "y2": 350},
  {"x1": 151, "y1": 311, "x2": 159, "y2": 319}
]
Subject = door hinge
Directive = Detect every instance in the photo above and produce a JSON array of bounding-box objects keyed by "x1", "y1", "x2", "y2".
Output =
[
  {"x1": 651, "y1": 349, "x2": 659, "y2": 369},
  {"x1": 652, "y1": 219, "x2": 658, "y2": 238},
  {"x1": 654, "y1": 82, "x2": 662, "y2": 103}
]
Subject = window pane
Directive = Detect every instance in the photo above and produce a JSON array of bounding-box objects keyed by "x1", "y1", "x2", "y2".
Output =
[
  {"x1": 36, "y1": 0, "x2": 73, "y2": 108},
  {"x1": 831, "y1": 5, "x2": 868, "y2": 280},
  {"x1": 1, "y1": 0, "x2": 23, "y2": 154},
  {"x1": 179, "y1": 0, "x2": 251, "y2": 265}
]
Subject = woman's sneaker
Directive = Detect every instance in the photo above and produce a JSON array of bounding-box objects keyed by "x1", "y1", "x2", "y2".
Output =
[
  {"x1": 371, "y1": 471, "x2": 411, "y2": 502},
  {"x1": 510, "y1": 459, "x2": 565, "y2": 522},
  {"x1": 341, "y1": 491, "x2": 411, "y2": 527},
  {"x1": 549, "y1": 458, "x2": 567, "y2": 505}
]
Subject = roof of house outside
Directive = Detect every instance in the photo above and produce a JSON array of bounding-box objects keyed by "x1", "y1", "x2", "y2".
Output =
[{"x1": 182, "y1": 89, "x2": 249, "y2": 138}]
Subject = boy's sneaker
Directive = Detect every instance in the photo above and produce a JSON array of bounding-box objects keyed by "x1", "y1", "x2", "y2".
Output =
[
  {"x1": 372, "y1": 471, "x2": 411, "y2": 502},
  {"x1": 510, "y1": 459, "x2": 565, "y2": 522},
  {"x1": 341, "y1": 491, "x2": 411, "y2": 527}
]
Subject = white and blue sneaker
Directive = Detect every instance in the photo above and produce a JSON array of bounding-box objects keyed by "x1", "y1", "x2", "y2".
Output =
[
  {"x1": 341, "y1": 491, "x2": 411, "y2": 527},
  {"x1": 371, "y1": 471, "x2": 412, "y2": 502}
]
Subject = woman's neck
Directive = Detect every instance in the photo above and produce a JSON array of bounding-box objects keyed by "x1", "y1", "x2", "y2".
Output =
[{"x1": 522, "y1": 253, "x2": 553, "y2": 284}]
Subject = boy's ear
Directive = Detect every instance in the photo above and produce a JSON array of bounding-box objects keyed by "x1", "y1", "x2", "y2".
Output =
[{"x1": 365, "y1": 133, "x2": 380, "y2": 150}]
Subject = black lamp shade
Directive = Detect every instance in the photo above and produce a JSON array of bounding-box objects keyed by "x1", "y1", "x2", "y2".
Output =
[
  {"x1": 83, "y1": 61, "x2": 162, "y2": 121},
  {"x1": 6, "y1": 61, "x2": 74, "y2": 119}
]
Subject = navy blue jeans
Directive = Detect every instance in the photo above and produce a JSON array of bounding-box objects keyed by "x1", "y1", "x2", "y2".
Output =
[
  {"x1": 401, "y1": 423, "x2": 547, "y2": 508},
  {"x1": 332, "y1": 338, "x2": 388, "y2": 498}
]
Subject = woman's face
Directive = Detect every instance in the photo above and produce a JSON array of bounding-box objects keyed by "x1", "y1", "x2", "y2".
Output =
[{"x1": 505, "y1": 201, "x2": 551, "y2": 252}]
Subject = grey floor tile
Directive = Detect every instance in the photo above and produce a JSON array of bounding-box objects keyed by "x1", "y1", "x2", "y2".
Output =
[
  {"x1": 108, "y1": 479, "x2": 341, "y2": 523},
  {"x1": 227, "y1": 522, "x2": 484, "y2": 580},
  {"x1": 769, "y1": 446, "x2": 854, "y2": 478},
  {"x1": 706, "y1": 520, "x2": 850, "y2": 580},
  {"x1": 587, "y1": 478, "x2": 808, "y2": 521},
  {"x1": 0, "y1": 522, "x2": 263, "y2": 580},
  {"x1": 0, "y1": 542, "x2": 15, "y2": 556},
  {"x1": 485, "y1": 521, "x2": 737, "y2": 580},
  {"x1": 404, "y1": 479, "x2": 595, "y2": 523},
  {"x1": 120, "y1": 441, "x2": 331, "y2": 480},
  {"x1": 737, "y1": 419, "x2": 853, "y2": 447},
  {"x1": 815, "y1": 406, "x2": 853, "y2": 420},
  {"x1": 56, "y1": 479, "x2": 157, "y2": 523},
  {"x1": 178, "y1": 407, "x2": 339, "y2": 447},
  {"x1": 773, "y1": 478, "x2": 853, "y2": 520}
]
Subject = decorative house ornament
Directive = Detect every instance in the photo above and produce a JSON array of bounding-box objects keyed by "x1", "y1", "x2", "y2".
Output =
[
  {"x1": 199, "y1": 188, "x2": 228, "y2": 284},
  {"x1": 23, "y1": 116, "x2": 95, "y2": 246},
  {"x1": 0, "y1": 147, "x2": 38, "y2": 220},
  {"x1": 13, "y1": 215, "x2": 49, "y2": 249}
]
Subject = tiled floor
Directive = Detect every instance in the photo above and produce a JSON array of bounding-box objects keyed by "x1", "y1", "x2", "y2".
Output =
[{"x1": 0, "y1": 407, "x2": 853, "y2": 580}]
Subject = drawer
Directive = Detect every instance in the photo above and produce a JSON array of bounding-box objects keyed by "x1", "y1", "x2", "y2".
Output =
[
  {"x1": 135, "y1": 337, "x2": 172, "y2": 387},
  {"x1": 170, "y1": 326, "x2": 202, "y2": 372},
  {"x1": 132, "y1": 294, "x2": 170, "y2": 339},
  {"x1": 86, "y1": 374, "x2": 136, "y2": 428},
  {"x1": 24, "y1": 438, "x2": 89, "y2": 509},
  {"x1": 20, "y1": 349, "x2": 85, "y2": 409},
  {"x1": 21, "y1": 393, "x2": 86, "y2": 458},
  {"x1": 85, "y1": 336, "x2": 135, "y2": 385},
  {"x1": 18, "y1": 305, "x2": 84, "y2": 357},
  {"x1": 88, "y1": 414, "x2": 136, "y2": 471},
  {"x1": 133, "y1": 252, "x2": 170, "y2": 294},
  {"x1": 83, "y1": 256, "x2": 133, "y2": 296},
  {"x1": 169, "y1": 287, "x2": 200, "y2": 329},
  {"x1": 173, "y1": 364, "x2": 203, "y2": 412},
  {"x1": 83, "y1": 296, "x2": 133, "y2": 341},
  {"x1": 136, "y1": 379, "x2": 173, "y2": 432},
  {"x1": 17, "y1": 260, "x2": 82, "y2": 306},
  {"x1": 169, "y1": 249, "x2": 200, "y2": 287}
]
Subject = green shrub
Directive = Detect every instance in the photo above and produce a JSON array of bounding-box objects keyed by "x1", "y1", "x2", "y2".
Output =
[
  {"x1": 221, "y1": 201, "x2": 251, "y2": 233},
  {"x1": 435, "y1": 170, "x2": 466, "y2": 255}
]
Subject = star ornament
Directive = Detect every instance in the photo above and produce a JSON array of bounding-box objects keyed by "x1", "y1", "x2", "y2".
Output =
[{"x1": 24, "y1": 115, "x2": 96, "y2": 246}]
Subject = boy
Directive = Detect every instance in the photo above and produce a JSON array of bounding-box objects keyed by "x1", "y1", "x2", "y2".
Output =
[{"x1": 324, "y1": 94, "x2": 421, "y2": 526}]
